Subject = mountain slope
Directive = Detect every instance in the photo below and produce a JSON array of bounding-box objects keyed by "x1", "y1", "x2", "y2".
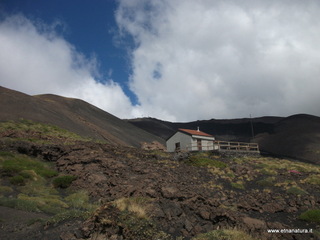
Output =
[
  {"x1": 0, "y1": 86, "x2": 164, "y2": 147},
  {"x1": 128, "y1": 117, "x2": 282, "y2": 141},
  {"x1": 128, "y1": 115, "x2": 320, "y2": 164},
  {"x1": 254, "y1": 114, "x2": 320, "y2": 163}
]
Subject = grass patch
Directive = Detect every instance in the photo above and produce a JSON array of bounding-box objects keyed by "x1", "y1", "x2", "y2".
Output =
[
  {"x1": 53, "y1": 175, "x2": 77, "y2": 188},
  {"x1": 302, "y1": 175, "x2": 320, "y2": 185},
  {"x1": 27, "y1": 218, "x2": 45, "y2": 226},
  {"x1": 287, "y1": 186, "x2": 308, "y2": 196},
  {"x1": 0, "y1": 152, "x2": 15, "y2": 157},
  {"x1": 95, "y1": 203, "x2": 175, "y2": 240},
  {"x1": 65, "y1": 190, "x2": 98, "y2": 212},
  {"x1": 242, "y1": 156, "x2": 320, "y2": 175},
  {"x1": 299, "y1": 209, "x2": 320, "y2": 223},
  {"x1": 0, "y1": 186, "x2": 13, "y2": 194},
  {"x1": 19, "y1": 177, "x2": 59, "y2": 196},
  {"x1": 231, "y1": 181, "x2": 245, "y2": 190},
  {"x1": 257, "y1": 177, "x2": 276, "y2": 187},
  {"x1": 0, "y1": 153, "x2": 58, "y2": 178},
  {"x1": 10, "y1": 175, "x2": 25, "y2": 185},
  {"x1": 0, "y1": 152, "x2": 98, "y2": 225},
  {"x1": 0, "y1": 197, "x2": 39, "y2": 212},
  {"x1": 192, "y1": 229, "x2": 255, "y2": 240},
  {"x1": 187, "y1": 154, "x2": 227, "y2": 169},
  {"x1": 0, "y1": 119, "x2": 90, "y2": 143},
  {"x1": 258, "y1": 168, "x2": 277, "y2": 176},
  {"x1": 0, "y1": 189, "x2": 98, "y2": 219},
  {"x1": 18, "y1": 194, "x2": 68, "y2": 214},
  {"x1": 46, "y1": 209, "x2": 92, "y2": 225},
  {"x1": 114, "y1": 197, "x2": 152, "y2": 219}
]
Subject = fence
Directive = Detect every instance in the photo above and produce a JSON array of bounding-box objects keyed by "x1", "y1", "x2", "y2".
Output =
[
  {"x1": 186, "y1": 141, "x2": 259, "y2": 153},
  {"x1": 214, "y1": 141, "x2": 259, "y2": 152}
]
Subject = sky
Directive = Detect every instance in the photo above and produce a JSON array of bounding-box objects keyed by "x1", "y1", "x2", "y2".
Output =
[{"x1": 0, "y1": 0, "x2": 320, "y2": 122}]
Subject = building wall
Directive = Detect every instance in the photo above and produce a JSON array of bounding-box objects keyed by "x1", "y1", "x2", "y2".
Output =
[
  {"x1": 166, "y1": 132, "x2": 192, "y2": 152},
  {"x1": 191, "y1": 136, "x2": 217, "y2": 151}
]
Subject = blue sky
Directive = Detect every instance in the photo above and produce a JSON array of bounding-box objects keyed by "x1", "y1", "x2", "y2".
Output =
[
  {"x1": 1, "y1": 1, "x2": 320, "y2": 121},
  {"x1": 0, "y1": 0, "x2": 137, "y2": 103}
]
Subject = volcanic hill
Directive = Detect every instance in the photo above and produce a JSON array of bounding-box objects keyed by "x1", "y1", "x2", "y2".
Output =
[{"x1": 0, "y1": 86, "x2": 164, "y2": 147}]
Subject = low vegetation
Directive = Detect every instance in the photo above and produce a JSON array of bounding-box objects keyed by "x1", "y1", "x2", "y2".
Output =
[
  {"x1": 299, "y1": 209, "x2": 320, "y2": 223},
  {"x1": 53, "y1": 175, "x2": 77, "y2": 188},
  {"x1": 0, "y1": 151, "x2": 58, "y2": 178},
  {"x1": 0, "y1": 119, "x2": 91, "y2": 144},
  {"x1": 114, "y1": 197, "x2": 152, "y2": 219},
  {"x1": 231, "y1": 181, "x2": 245, "y2": 190},
  {"x1": 302, "y1": 174, "x2": 320, "y2": 185},
  {"x1": 187, "y1": 152, "x2": 227, "y2": 168},
  {"x1": 0, "y1": 151, "x2": 98, "y2": 224},
  {"x1": 256, "y1": 177, "x2": 276, "y2": 187},
  {"x1": 286, "y1": 186, "x2": 308, "y2": 196}
]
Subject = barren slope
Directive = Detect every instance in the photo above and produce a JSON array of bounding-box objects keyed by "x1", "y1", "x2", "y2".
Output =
[{"x1": 0, "y1": 86, "x2": 164, "y2": 147}]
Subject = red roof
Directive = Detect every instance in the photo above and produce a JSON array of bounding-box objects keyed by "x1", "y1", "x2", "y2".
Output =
[{"x1": 178, "y1": 128, "x2": 214, "y2": 137}]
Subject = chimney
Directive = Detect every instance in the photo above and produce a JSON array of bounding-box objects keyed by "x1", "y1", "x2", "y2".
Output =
[{"x1": 197, "y1": 126, "x2": 200, "y2": 132}]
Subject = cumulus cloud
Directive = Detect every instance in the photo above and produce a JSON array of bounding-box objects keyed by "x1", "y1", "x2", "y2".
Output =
[
  {"x1": 116, "y1": 0, "x2": 320, "y2": 121},
  {"x1": 0, "y1": 14, "x2": 134, "y2": 118}
]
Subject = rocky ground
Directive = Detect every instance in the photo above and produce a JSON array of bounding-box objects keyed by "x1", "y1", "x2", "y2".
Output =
[{"x1": 1, "y1": 126, "x2": 320, "y2": 239}]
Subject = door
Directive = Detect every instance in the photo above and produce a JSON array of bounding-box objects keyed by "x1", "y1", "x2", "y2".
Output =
[
  {"x1": 175, "y1": 142, "x2": 181, "y2": 151},
  {"x1": 197, "y1": 139, "x2": 202, "y2": 151}
]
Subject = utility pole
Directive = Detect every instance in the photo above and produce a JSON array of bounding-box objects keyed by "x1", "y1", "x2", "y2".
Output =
[{"x1": 250, "y1": 114, "x2": 255, "y2": 141}]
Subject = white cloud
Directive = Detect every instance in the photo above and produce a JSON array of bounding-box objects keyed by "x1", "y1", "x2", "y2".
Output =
[
  {"x1": 0, "y1": 14, "x2": 135, "y2": 118},
  {"x1": 116, "y1": 0, "x2": 320, "y2": 121}
]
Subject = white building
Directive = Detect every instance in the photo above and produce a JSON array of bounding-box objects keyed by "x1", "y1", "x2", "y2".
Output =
[{"x1": 166, "y1": 128, "x2": 217, "y2": 152}]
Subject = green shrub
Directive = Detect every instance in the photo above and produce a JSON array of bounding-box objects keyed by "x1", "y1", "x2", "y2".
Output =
[
  {"x1": 299, "y1": 209, "x2": 320, "y2": 223},
  {"x1": 53, "y1": 175, "x2": 77, "y2": 188}
]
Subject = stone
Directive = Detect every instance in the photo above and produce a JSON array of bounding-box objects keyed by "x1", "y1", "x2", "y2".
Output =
[
  {"x1": 184, "y1": 219, "x2": 193, "y2": 232},
  {"x1": 242, "y1": 216, "x2": 267, "y2": 230},
  {"x1": 199, "y1": 209, "x2": 210, "y2": 220},
  {"x1": 161, "y1": 186, "x2": 179, "y2": 199}
]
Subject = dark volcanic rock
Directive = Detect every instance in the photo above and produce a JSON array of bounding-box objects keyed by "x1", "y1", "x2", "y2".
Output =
[{"x1": 1, "y1": 137, "x2": 319, "y2": 240}]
